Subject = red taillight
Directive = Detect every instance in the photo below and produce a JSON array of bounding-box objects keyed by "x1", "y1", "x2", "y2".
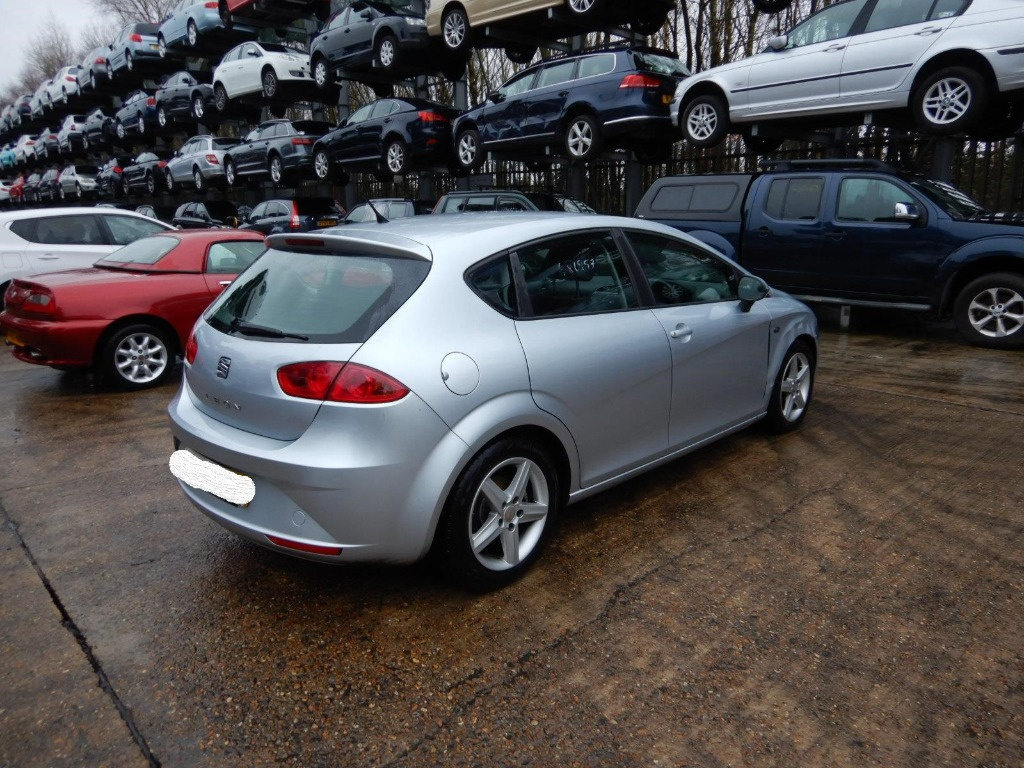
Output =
[
  {"x1": 205, "y1": 153, "x2": 219, "y2": 165},
  {"x1": 184, "y1": 330, "x2": 197, "y2": 364},
  {"x1": 276, "y1": 362, "x2": 409, "y2": 403},
  {"x1": 130, "y1": 33, "x2": 143, "y2": 42},
  {"x1": 10, "y1": 283, "x2": 55, "y2": 316},
  {"x1": 147, "y1": 97, "x2": 156, "y2": 106},
  {"x1": 265, "y1": 535, "x2": 342, "y2": 556},
  {"x1": 619, "y1": 74, "x2": 662, "y2": 89},
  {"x1": 157, "y1": 160, "x2": 167, "y2": 168},
  {"x1": 417, "y1": 110, "x2": 448, "y2": 123},
  {"x1": 95, "y1": 57, "x2": 105, "y2": 64},
  {"x1": 66, "y1": 75, "x2": 76, "y2": 82},
  {"x1": 289, "y1": 201, "x2": 301, "y2": 229},
  {"x1": 291, "y1": 137, "x2": 313, "y2": 146},
  {"x1": 113, "y1": 166, "x2": 122, "y2": 174}
]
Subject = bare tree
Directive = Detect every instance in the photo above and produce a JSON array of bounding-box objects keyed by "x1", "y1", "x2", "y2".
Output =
[{"x1": 89, "y1": 0, "x2": 176, "y2": 25}]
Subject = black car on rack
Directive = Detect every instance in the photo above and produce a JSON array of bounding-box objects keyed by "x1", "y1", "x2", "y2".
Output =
[
  {"x1": 452, "y1": 44, "x2": 688, "y2": 169},
  {"x1": 223, "y1": 119, "x2": 332, "y2": 187},
  {"x1": 121, "y1": 150, "x2": 174, "y2": 195},
  {"x1": 82, "y1": 108, "x2": 114, "y2": 151},
  {"x1": 308, "y1": 0, "x2": 431, "y2": 88},
  {"x1": 114, "y1": 91, "x2": 159, "y2": 140},
  {"x1": 155, "y1": 70, "x2": 216, "y2": 127},
  {"x1": 311, "y1": 97, "x2": 458, "y2": 181},
  {"x1": 240, "y1": 196, "x2": 343, "y2": 233},
  {"x1": 171, "y1": 200, "x2": 244, "y2": 228},
  {"x1": 96, "y1": 157, "x2": 130, "y2": 197}
]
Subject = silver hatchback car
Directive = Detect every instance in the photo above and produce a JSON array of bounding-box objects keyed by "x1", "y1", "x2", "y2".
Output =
[
  {"x1": 673, "y1": 0, "x2": 1024, "y2": 147},
  {"x1": 168, "y1": 214, "x2": 817, "y2": 589}
]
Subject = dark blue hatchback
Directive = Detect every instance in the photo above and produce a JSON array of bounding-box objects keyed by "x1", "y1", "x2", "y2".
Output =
[{"x1": 452, "y1": 45, "x2": 689, "y2": 170}]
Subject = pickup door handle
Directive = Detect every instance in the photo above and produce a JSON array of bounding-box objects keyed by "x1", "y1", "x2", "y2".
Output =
[
  {"x1": 824, "y1": 230, "x2": 846, "y2": 241},
  {"x1": 669, "y1": 323, "x2": 693, "y2": 342},
  {"x1": 755, "y1": 226, "x2": 773, "y2": 238}
]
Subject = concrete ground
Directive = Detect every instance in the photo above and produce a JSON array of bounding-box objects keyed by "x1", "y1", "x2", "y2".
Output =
[{"x1": 1, "y1": 309, "x2": 1021, "y2": 768}]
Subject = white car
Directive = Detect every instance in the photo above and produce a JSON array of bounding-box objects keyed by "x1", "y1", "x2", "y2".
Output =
[
  {"x1": 211, "y1": 41, "x2": 313, "y2": 111},
  {"x1": 0, "y1": 208, "x2": 175, "y2": 301},
  {"x1": 46, "y1": 66, "x2": 83, "y2": 105},
  {"x1": 12, "y1": 135, "x2": 37, "y2": 166},
  {"x1": 29, "y1": 80, "x2": 53, "y2": 119},
  {"x1": 672, "y1": 0, "x2": 1024, "y2": 148}
]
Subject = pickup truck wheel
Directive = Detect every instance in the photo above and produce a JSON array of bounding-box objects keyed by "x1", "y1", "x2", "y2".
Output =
[
  {"x1": 682, "y1": 94, "x2": 729, "y2": 148},
  {"x1": 954, "y1": 273, "x2": 1024, "y2": 349},
  {"x1": 764, "y1": 340, "x2": 814, "y2": 433},
  {"x1": 912, "y1": 66, "x2": 987, "y2": 135}
]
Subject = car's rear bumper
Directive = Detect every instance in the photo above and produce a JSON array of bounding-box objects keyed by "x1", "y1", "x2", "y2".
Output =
[{"x1": 2, "y1": 314, "x2": 105, "y2": 369}]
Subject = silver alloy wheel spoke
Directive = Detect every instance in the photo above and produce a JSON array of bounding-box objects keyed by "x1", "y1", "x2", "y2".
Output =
[
  {"x1": 780, "y1": 354, "x2": 810, "y2": 421},
  {"x1": 387, "y1": 144, "x2": 403, "y2": 172},
  {"x1": 924, "y1": 78, "x2": 970, "y2": 125},
  {"x1": 380, "y1": 41, "x2": 394, "y2": 67},
  {"x1": 469, "y1": 457, "x2": 549, "y2": 570},
  {"x1": 568, "y1": 121, "x2": 591, "y2": 156},
  {"x1": 568, "y1": 0, "x2": 596, "y2": 12},
  {"x1": 458, "y1": 135, "x2": 475, "y2": 165},
  {"x1": 444, "y1": 14, "x2": 465, "y2": 48},
  {"x1": 115, "y1": 334, "x2": 167, "y2": 383},
  {"x1": 687, "y1": 104, "x2": 717, "y2": 140},
  {"x1": 968, "y1": 287, "x2": 1024, "y2": 337}
]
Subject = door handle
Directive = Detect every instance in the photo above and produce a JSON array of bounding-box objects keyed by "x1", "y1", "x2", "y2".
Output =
[
  {"x1": 669, "y1": 323, "x2": 693, "y2": 342},
  {"x1": 915, "y1": 26, "x2": 942, "y2": 35},
  {"x1": 559, "y1": 91, "x2": 569, "y2": 97},
  {"x1": 39, "y1": 254, "x2": 59, "y2": 260},
  {"x1": 219, "y1": 280, "x2": 232, "y2": 286},
  {"x1": 756, "y1": 226, "x2": 772, "y2": 238},
  {"x1": 824, "y1": 43, "x2": 845, "y2": 52},
  {"x1": 824, "y1": 230, "x2": 846, "y2": 240}
]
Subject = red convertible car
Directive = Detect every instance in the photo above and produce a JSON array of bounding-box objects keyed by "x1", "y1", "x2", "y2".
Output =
[{"x1": 1, "y1": 229, "x2": 266, "y2": 390}]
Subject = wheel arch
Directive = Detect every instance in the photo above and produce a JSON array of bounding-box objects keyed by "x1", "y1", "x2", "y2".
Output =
[
  {"x1": 677, "y1": 81, "x2": 730, "y2": 125},
  {"x1": 911, "y1": 49, "x2": 998, "y2": 102},
  {"x1": 93, "y1": 314, "x2": 182, "y2": 365},
  {"x1": 937, "y1": 248, "x2": 1024, "y2": 317}
]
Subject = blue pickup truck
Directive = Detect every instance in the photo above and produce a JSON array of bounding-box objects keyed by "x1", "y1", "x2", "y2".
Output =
[{"x1": 635, "y1": 159, "x2": 1024, "y2": 349}]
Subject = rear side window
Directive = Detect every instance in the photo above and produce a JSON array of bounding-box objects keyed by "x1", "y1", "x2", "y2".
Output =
[
  {"x1": 649, "y1": 182, "x2": 741, "y2": 213},
  {"x1": 11, "y1": 215, "x2": 104, "y2": 245},
  {"x1": 208, "y1": 249, "x2": 430, "y2": 343},
  {"x1": 764, "y1": 178, "x2": 824, "y2": 220},
  {"x1": 206, "y1": 241, "x2": 266, "y2": 274}
]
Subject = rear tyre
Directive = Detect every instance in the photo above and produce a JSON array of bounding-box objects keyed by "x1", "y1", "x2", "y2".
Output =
[
  {"x1": 432, "y1": 438, "x2": 560, "y2": 591},
  {"x1": 186, "y1": 19, "x2": 199, "y2": 47},
  {"x1": 193, "y1": 167, "x2": 205, "y2": 191},
  {"x1": 441, "y1": 7, "x2": 469, "y2": 54},
  {"x1": 224, "y1": 157, "x2": 237, "y2": 186},
  {"x1": 953, "y1": 272, "x2": 1024, "y2": 349},
  {"x1": 565, "y1": 0, "x2": 597, "y2": 18},
  {"x1": 456, "y1": 128, "x2": 482, "y2": 171},
  {"x1": 912, "y1": 66, "x2": 987, "y2": 136},
  {"x1": 268, "y1": 154, "x2": 284, "y2": 185},
  {"x1": 214, "y1": 83, "x2": 229, "y2": 113},
  {"x1": 375, "y1": 33, "x2": 400, "y2": 72},
  {"x1": 764, "y1": 340, "x2": 815, "y2": 433},
  {"x1": 383, "y1": 138, "x2": 409, "y2": 175},
  {"x1": 101, "y1": 324, "x2": 174, "y2": 390},
  {"x1": 681, "y1": 94, "x2": 730, "y2": 148},
  {"x1": 261, "y1": 67, "x2": 279, "y2": 98},
  {"x1": 164, "y1": 169, "x2": 175, "y2": 194},
  {"x1": 312, "y1": 147, "x2": 332, "y2": 181},
  {"x1": 564, "y1": 113, "x2": 602, "y2": 163},
  {"x1": 312, "y1": 56, "x2": 332, "y2": 90}
]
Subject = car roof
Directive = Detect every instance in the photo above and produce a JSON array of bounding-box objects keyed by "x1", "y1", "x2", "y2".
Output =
[
  {"x1": 0, "y1": 207, "x2": 175, "y2": 226},
  {"x1": 267, "y1": 213, "x2": 689, "y2": 266}
]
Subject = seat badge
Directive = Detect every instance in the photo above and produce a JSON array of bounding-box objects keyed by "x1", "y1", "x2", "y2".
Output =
[{"x1": 217, "y1": 356, "x2": 232, "y2": 379}]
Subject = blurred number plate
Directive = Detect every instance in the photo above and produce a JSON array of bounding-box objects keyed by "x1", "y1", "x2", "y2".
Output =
[
  {"x1": 661, "y1": 94, "x2": 672, "y2": 105},
  {"x1": 5, "y1": 331, "x2": 24, "y2": 347},
  {"x1": 169, "y1": 449, "x2": 255, "y2": 506},
  {"x1": 318, "y1": 218, "x2": 338, "y2": 227}
]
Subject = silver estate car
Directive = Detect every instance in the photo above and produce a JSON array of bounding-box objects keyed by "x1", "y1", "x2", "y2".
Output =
[
  {"x1": 168, "y1": 214, "x2": 817, "y2": 589},
  {"x1": 673, "y1": 0, "x2": 1024, "y2": 147},
  {"x1": 163, "y1": 135, "x2": 241, "y2": 192}
]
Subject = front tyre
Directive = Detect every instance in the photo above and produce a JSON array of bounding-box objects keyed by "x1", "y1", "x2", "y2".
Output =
[
  {"x1": 312, "y1": 147, "x2": 332, "y2": 181},
  {"x1": 764, "y1": 340, "x2": 815, "y2": 433},
  {"x1": 564, "y1": 113, "x2": 602, "y2": 162},
  {"x1": 456, "y1": 128, "x2": 482, "y2": 171},
  {"x1": 682, "y1": 94, "x2": 730, "y2": 148},
  {"x1": 261, "y1": 68, "x2": 279, "y2": 98},
  {"x1": 441, "y1": 7, "x2": 470, "y2": 54},
  {"x1": 375, "y1": 33, "x2": 400, "y2": 71},
  {"x1": 912, "y1": 66, "x2": 987, "y2": 136},
  {"x1": 433, "y1": 438, "x2": 560, "y2": 590},
  {"x1": 101, "y1": 324, "x2": 174, "y2": 390},
  {"x1": 953, "y1": 272, "x2": 1024, "y2": 349}
]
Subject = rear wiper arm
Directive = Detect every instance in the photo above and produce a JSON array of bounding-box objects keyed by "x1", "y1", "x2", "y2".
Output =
[{"x1": 230, "y1": 318, "x2": 309, "y2": 341}]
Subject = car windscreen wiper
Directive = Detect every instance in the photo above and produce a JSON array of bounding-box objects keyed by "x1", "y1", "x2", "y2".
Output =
[{"x1": 229, "y1": 318, "x2": 309, "y2": 341}]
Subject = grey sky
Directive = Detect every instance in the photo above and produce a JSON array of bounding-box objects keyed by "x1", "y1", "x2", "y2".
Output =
[{"x1": 0, "y1": 0, "x2": 117, "y2": 92}]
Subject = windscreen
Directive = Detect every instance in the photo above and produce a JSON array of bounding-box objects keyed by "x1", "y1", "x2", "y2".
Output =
[
  {"x1": 206, "y1": 248, "x2": 430, "y2": 343},
  {"x1": 908, "y1": 178, "x2": 989, "y2": 220},
  {"x1": 632, "y1": 51, "x2": 689, "y2": 77},
  {"x1": 96, "y1": 234, "x2": 179, "y2": 266}
]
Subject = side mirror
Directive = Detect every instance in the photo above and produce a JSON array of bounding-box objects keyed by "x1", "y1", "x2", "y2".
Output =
[
  {"x1": 894, "y1": 202, "x2": 921, "y2": 222},
  {"x1": 767, "y1": 35, "x2": 787, "y2": 51},
  {"x1": 738, "y1": 275, "x2": 769, "y2": 311},
  {"x1": 488, "y1": 91, "x2": 504, "y2": 104},
  {"x1": 247, "y1": 49, "x2": 259, "y2": 57}
]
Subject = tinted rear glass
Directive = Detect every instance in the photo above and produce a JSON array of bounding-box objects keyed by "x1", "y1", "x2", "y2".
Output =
[
  {"x1": 632, "y1": 51, "x2": 689, "y2": 77},
  {"x1": 207, "y1": 248, "x2": 429, "y2": 343},
  {"x1": 294, "y1": 198, "x2": 344, "y2": 215},
  {"x1": 204, "y1": 201, "x2": 239, "y2": 218}
]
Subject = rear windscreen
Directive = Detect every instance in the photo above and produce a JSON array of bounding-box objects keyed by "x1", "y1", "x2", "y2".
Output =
[
  {"x1": 294, "y1": 198, "x2": 343, "y2": 215},
  {"x1": 207, "y1": 248, "x2": 430, "y2": 343}
]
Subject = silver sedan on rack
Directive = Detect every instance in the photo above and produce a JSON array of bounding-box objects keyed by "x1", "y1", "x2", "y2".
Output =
[
  {"x1": 168, "y1": 214, "x2": 817, "y2": 590},
  {"x1": 163, "y1": 135, "x2": 240, "y2": 192}
]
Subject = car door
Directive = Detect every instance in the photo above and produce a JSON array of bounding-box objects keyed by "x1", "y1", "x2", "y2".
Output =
[
  {"x1": 14, "y1": 214, "x2": 112, "y2": 276},
  {"x1": 823, "y1": 174, "x2": 956, "y2": 302},
  {"x1": 344, "y1": 3, "x2": 376, "y2": 61},
  {"x1": 317, "y1": 9, "x2": 350, "y2": 65},
  {"x1": 522, "y1": 59, "x2": 577, "y2": 141},
  {"x1": 509, "y1": 229, "x2": 673, "y2": 487},
  {"x1": 333, "y1": 103, "x2": 374, "y2": 161},
  {"x1": 479, "y1": 68, "x2": 537, "y2": 148},
  {"x1": 742, "y1": 0, "x2": 871, "y2": 118},
  {"x1": 359, "y1": 100, "x2": 398, "y2": 159},
  {"x1": 238, "y1": 44, "x2": 264, "y2": 95},
  {"x1": 839, "y1": 0, "x2": 958, "y2": 105},
  {"x1": 623, "y1": 229, "x2": 772, "y2": 448},
  {"x1": 234, "y1": 126, "x2": 264, "y2": 174}
]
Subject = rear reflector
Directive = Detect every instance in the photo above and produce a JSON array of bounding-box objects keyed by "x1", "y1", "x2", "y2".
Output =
[{"x1": 266, "y1": 535, "x2": 342, "y2": 556}]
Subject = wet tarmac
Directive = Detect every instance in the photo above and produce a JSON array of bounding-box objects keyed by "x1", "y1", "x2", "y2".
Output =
[{"x1": 1, "y1": 308, "x2": 1022, "y2": 767}]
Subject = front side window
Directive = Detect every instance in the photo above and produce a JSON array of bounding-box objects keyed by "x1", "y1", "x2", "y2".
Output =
[
  {"x1": 347, "y1": 104, "x2": 374, "y2": 124},
  {"x1": 205, "y1": 241, "x2": 265, "y2": 274},
  {"x1": 764, "y1": 177, "x2": 824, "y2": 220},
  {"x1": 837, "y1": 177, "x2": 916, "y2": 222},
  {"x1": 499, "y1": 70, "x2": 537, "y2": 99},
  {"x1": 515, "y1": 231, "x2": 638, "y2": 317},
  {"x1": 786, "y1": 0, "x2": 868, "y2": 48},
  {"x1": 625, "y1": 231, "x2": 738, "y2": 305}
]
